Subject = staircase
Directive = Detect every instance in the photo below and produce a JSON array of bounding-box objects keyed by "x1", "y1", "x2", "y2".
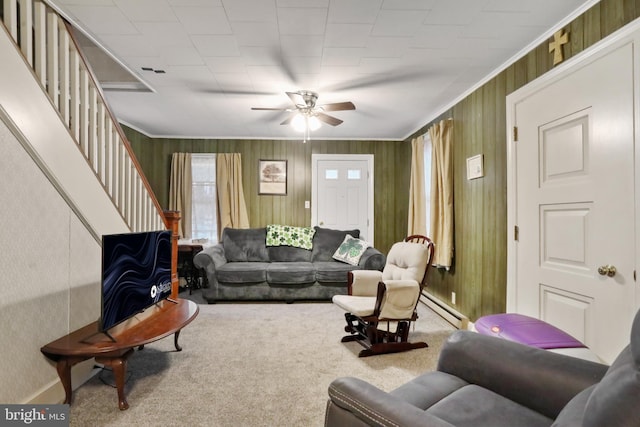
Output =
[{"x1": 1, "y1": 0, "x2": 167, "y2": 237}]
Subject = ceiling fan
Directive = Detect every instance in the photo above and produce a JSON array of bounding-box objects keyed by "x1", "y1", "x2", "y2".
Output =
[{"x1": 251, "y1": 90, "x2": 356, "y2": 127}]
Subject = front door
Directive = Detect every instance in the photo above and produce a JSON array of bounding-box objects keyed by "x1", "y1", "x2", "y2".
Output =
[
  {"x1": 509, "y1": 41, "x2": 636, "y2": 363},
  {"x1": 312, "y1": 154, "x2": 373, "y2": 242}
]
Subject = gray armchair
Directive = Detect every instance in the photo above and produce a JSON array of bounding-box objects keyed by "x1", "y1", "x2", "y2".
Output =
[{"x1": 325, "y1": 307, "x2": 640, "y2": 426}]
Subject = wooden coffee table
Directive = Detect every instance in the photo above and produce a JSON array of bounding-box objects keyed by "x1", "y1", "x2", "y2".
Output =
[{"x1": 41, "y1": 298, "x2": 199, "y2": 410}]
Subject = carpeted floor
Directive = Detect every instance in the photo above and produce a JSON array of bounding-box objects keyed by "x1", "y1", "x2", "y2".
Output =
[{"x1": 68, "y1": 289, "x2": 456, "y2": 426}]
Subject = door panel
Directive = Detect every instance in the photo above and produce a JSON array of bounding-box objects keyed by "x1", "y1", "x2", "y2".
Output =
[
  {"x1": 514, "y1": 42, "x2": 635, "y2": 363},
  {"x1": 312, "y1": 155, "x2": 373, "y2": 242}
]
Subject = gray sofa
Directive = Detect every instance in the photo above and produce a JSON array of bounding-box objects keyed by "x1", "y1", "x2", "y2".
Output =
[
  {"x1": 193, "y1": 226, "x2": 386, "y2": 303},
  {"x1": 325, "y1": 307, "x2": 640, "y2": 426}
]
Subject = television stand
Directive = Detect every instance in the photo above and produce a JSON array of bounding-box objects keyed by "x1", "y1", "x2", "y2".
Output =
[{"x1": 41, "y1": 298, "x2": 199, "y2": 410}]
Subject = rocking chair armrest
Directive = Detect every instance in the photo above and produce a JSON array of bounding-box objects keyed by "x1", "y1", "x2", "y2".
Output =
[
  {"x1": 348, "y1": 270, "x2": 383, "y2": 296},
  {"x1": 379, "y1": 280, "x2": 420, "y2": 320}
]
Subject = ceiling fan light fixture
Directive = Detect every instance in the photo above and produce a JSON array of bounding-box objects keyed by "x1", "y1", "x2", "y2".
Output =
[
  {"x1": 291, "y1": 113, "x2": 306, "y2": 132},
  {"x1": 308, "y1": 115, "x2": 321, "y2": 131}
]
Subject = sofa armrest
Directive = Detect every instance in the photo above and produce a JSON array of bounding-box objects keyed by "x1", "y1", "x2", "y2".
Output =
[
  {"x1": 437, "y1": 330, "x2": 609, "y2": 420},
  {"x1": 349, "y1": 270, "x2": 383, "y2": 296},
  {"x1": 193, "y1": 244, "x2": 227, "y2": 277},
  {"x1": 358, "y1": 247, "x2": 386, "y2": 271},
  {"x1": 326, "y1": 377, "x2": 455, "y2": 427}
]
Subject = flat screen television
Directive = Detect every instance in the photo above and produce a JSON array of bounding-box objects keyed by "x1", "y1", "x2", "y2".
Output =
[{"x1": 100, "y1": 230, "x2": 173, "y2": 332}]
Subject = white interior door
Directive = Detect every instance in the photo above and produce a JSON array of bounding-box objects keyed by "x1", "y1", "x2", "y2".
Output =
[
  {"x1": 312, "y1": 154, "x2": 373, "y2": 243},
  {"x1": 509, "y1": 41, "x2": 636, "y2": 364}
]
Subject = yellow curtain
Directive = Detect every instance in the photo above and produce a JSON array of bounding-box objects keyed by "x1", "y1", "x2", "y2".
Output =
[
  {"x1": 216, "y1": 153, "x2": 249, "y2": 239},
  {"x1": 169, "y1": 152, "x2": 192, "y2": 238},
  {"x1": 407, "y1": 135, "x2": 427, "y2": 236},
  {"x1": 429, "y1": 119, "x2": 454, "y2": 268}
]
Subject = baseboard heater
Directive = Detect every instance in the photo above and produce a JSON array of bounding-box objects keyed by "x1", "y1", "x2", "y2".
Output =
[{"x1": 420, "y1": 291, "x2": 469, "y2": 330}]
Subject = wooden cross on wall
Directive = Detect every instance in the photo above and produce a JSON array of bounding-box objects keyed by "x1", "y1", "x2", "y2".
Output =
[{"x1": 549, "y1": 29, "x2": 569, "y2": 65}]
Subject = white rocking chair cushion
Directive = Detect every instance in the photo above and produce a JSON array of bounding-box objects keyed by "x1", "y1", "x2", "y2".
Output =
[
  {"x1": 332, "y1": 295, "x2": 376, "y2": 317},
  {"x1": 379, "y1": 280, "x2": 420, "y2": 320},
  {"x1": 382, "y1": 242, "x2": 430, "y2": 283},
  {"x1": 350, "y1": 270, "x2": 383, "y2": 296}
]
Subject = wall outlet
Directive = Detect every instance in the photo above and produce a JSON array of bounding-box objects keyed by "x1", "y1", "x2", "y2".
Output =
[
  {"x1": 451, "y1": 291, "x2": 456, "y2": 305},
  {"x1": 304, "y1": 200, "x2": 310, "y2": 209}
]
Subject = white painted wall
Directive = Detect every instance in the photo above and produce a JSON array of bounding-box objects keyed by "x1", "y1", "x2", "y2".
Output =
[{"x1": 0, "y1": 24, "x2": 130, "y2": 403}]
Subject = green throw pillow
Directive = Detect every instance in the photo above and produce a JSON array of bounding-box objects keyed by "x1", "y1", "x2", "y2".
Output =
[
  {"x1": 333, "y1": 235, "x2": 369, "y2": 266},
  {"x1": 266, "y1": 224, "x2": 316, "y2": 250}
]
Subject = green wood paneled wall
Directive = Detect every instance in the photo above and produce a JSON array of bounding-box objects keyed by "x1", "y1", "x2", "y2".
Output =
[
  {"x1": 124, "y1": 126, "x2": 410, "y2": 255},
  {"x1": 126, "y1": 0, "x2": 640, "y2": 321},
  {"x1": 409, "y1": 0, "x2": 640, "y2": 321}
]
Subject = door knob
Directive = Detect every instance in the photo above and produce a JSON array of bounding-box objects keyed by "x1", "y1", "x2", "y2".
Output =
[{"x1": 597, "y1": 265, "x2": 617, "y2": 277}]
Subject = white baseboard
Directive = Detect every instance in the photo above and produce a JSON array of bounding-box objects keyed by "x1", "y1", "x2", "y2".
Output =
[{"x1": 420, "y1": 291, "x2": 470, "y2": 330}]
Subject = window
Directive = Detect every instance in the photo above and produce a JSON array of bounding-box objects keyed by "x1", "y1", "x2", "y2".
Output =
[
  {"x1": 423, "y1": 134, "x2": 432, "y2": 236},
  {"x1": 191, "y1": 154, "x2": 217, "y2": 242}
]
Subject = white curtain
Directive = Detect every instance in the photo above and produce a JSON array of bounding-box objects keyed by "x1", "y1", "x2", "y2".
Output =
[
  {"x1": 408, "y1": 135, "x2": 427, "y2": 236},
  {"x1": 216, "y1": 153, "x2": 250, "y2": 238},
  {"x1": 429, "y1": 119, "x2": 454, "y2": 268}
]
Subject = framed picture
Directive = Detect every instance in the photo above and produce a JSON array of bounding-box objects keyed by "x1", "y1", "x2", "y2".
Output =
[
  {"x1": 466, "y1": 154, "x2": 484, "y2": 180},
  {"x1": 259, "y1": 160, "x2": 287, "y2": 195}
]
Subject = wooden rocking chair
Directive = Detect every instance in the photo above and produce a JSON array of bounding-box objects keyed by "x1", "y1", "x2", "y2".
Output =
[{"x1": 332, "y1": 235, "x2": 435, "y2": 357}]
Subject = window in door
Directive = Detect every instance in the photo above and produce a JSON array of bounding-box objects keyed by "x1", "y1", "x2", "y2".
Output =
[{"x1": 191, "y1": 154, "x2": 217, "y2": 242}]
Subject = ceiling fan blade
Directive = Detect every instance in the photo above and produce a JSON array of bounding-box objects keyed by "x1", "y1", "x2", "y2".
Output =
[
  {"x1": 251, "y1": 107, "x2": 288, "y2": 111},
  {"x1": 280, "y1": 115, "x2": 295, "y2": 126},
  {"x1": 286, "y1": 91, "x2": 304, "y2": 107},
  {"x1": 320, "y1": 101, "x2": 355, "y2": 112},
  {"x1": 316, "y1": 113, "x2": 343, "y2": 126}
]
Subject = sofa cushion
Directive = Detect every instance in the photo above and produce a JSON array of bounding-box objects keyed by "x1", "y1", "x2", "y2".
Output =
[
  {"x1": 551, "y1": 385, "x2": 594, "y2": 427},
  {"x1": 311, "y1": 227, "x2": 360, "y2": 262},
  {"x1": 427, "y1": 385, "x2": 553, "y2": 427},
  {"x1": 268, "y1": 245, "x2": 312, "y2": 262},
  {"x1": 390, "y1": 371, "x2": 469, "y2": 410},
  {"x1": 266, "y1": 224, "x2": 316, "y2": 250},
  {"x1": 333, "y1": 235, "x2": 369, "y2": 266},
  {"x1": 267, "y1": 262, "x2": 315, "y2": 284},
  {"x1": 216, "y1": 262, "x2": 269, "y2": 284},
  {"x1": 222, "y1": 228, "x2": 269, "y2": 262},
  {"x1": 314, "y1": 261, "x2": 357, "y2": 283}
]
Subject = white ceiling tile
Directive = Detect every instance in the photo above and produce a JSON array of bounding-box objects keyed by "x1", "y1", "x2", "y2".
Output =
[
  {"x1": 221, "y1": 0, "x2": 278, "y2": 22},
  {"x1": 230, "y1": 22, "x2": 280, "y2": 46},
  {"x1": 278, "y1": 0, "x2": 329, "y2": 7},
  {"x1": 161, "y1": 46, "x2": 205, "y2": 66},
  {"x1": 65, "y1": 6, "x2": 138, "y2": 35},
  {"x1": 172, "y1": 6, "x2": 232, "y2": 34},
  {"x1": 321, "y1": 48, "x2": 364, "y2": 67},
  {"x1": 100, "y1": 35, "x2": 161, "y2": 57},
  {"x1": 191, "y1": 35, "x2": 240, "y2": 56},
  {"x1": 204, "y1": 56, "x2": 247, "y2": 73},
  {"x1": 113, "y1": 0, "x2": 177, "y2": 22},
  {"x1": 49, "y1": 0, "x2": 593, "y2": 139},
  {"x1": 328, "y1": 0, "x2": 382, "y2": 24},
  {"x1": 372, "y1": 10, "x2": 429, "y2": 37},
  {"x1": 167, "y1": 0, "x2": 222, "y2": 5},
  {"x1": 424, "y1": 0, "x2": 484, "y2": 26},
  {"x1": 280, "y1": 36, "x2": 324, "y2": 57},
  {"x1": 324, "y1": 24, "x2": 372, "y2": 48},
  {"x1": 364, "y1": 37, "x2": 409, "y2": 58},
  {"x1": 381, "y1": 0, "x2": 435, "y2": 10},
  {"x1": 277, "y1": 8, "x2": 328, "y2": 35},
  {"x1": 134, "y1": 22, "x2": 193, "y2": 47}
]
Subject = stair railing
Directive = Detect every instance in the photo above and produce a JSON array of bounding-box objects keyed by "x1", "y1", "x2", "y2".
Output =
[{"x1": 1, "y1": 0, "x2": 167, "y2": 233}]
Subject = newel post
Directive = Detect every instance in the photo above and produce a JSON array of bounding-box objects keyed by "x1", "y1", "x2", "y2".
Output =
[{"x1": 163, "y1": 210, "x2": 181, "y2": 299}]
